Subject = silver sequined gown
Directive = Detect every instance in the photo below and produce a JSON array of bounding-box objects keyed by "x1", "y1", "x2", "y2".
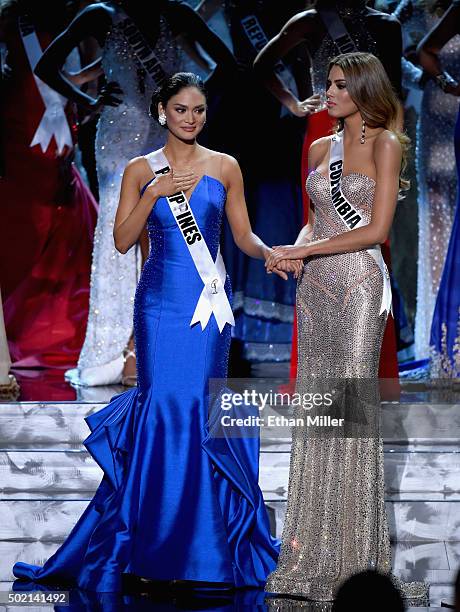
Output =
[
  {"x1": 75, "y1": 5, "x2": 182, "y2": 376},
  {"x1": 394, "y1": 0, "x2": 460, "y2": 360},
  {"x1": 265, "y1": 169, "x2": 428, "y2": 606}
]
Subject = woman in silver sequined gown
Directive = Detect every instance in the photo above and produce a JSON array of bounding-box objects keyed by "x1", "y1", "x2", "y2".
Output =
[
  {"x1": 264, "y1": 52, "x2": 428, "y2": 607},
  {"x1": 36, "y1": 0, "x2": 235, "y2": 385}
]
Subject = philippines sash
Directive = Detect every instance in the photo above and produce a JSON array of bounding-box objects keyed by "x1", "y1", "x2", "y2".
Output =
[
  {"x1": 329, "y1": 133, "x2": 392, "y2": 316},
  {"x1": 19, "y1": 16, "x2": 72, "y2": 154},
  {"x1": 145, "y1": 150, "x2": 235, "y2": 333}
]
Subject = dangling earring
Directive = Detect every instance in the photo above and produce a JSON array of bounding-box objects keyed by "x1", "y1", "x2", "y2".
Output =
[
  {"x1": 360, "y1": 118, "x2": 366, "y2": 144},
  {"x1": 158, "y1": 113, "x2": 167, "y2": 126}
]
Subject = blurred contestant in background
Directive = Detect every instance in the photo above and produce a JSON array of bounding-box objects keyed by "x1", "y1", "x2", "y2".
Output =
[
  {"x1": 198, "y1": 0, "x2": 318, "y2": 366},
  {"x1": 254, "y1": 0, "x2": 404, "y2": 382},
  {"x1": 36, "y1": 0, "x2": 236, "y2": 386},
  {"x1": 0, "y1": 0, "x2": 98, "y2": 368},
  {"x1": 418, "y1": 0, "x2": 460, "y2": 377},
  {"x1": 395, "y1": 0, "x2": 460, "y2": 361}
]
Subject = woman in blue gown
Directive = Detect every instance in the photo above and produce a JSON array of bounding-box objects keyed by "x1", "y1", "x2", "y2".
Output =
[
  {"x1": 13, "y1": 72, "x2": 285, "y2": 593},
  {"x1": 418, "y1": 2, "x2": 460, "y2": 378}
]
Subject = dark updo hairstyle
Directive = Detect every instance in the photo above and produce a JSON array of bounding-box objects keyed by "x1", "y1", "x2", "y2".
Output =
[{"x1": 149, "y1": 72, "x2": 207, "y2": 127}]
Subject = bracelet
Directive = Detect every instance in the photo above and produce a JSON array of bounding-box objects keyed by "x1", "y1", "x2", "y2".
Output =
[{"x1": 435, "y1": 71, "x2": 458, "y2": 92}]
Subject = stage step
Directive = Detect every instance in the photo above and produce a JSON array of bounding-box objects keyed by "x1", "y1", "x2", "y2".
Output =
[
  {"x1": 0, "y1": 398, "x2": 458, "y2": 608},
  {"x1": 1, "y1": 401, "x2": 460, "y2": 449},
  {"x1": 2, "y1": 447, "x2": 459, "y2": 499},
  {"x1": 0, "y1": 400, "x2": 459, "y2": 544}
]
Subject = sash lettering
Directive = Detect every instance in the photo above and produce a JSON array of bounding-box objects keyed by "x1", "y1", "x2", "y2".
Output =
[
  {"x1": 241, "y1": 15, "x2": 298, "y2": 96},
  {"x1": 118, "y1": 16, "x2": 167, "y2": 88},
  {"x1": 327, "y1": 133, "x2": 392, "y2": 316},
  {"x1": 145, "y1": 150, "x2": 235, "y2": 333},
  {"x1": 329, "y1": 159, "x2": 362, "y2": 229},
  {"x1": 317, "y1": 8, "x2": 358, "y2": 54}
]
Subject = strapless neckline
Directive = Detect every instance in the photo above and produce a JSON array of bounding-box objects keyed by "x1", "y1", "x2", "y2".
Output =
[
  {"x1": 141, "y1": 174, "x2": 226, "y2": 199},
  {"x1": 309, "y1": 168, "x2": 376, "y2": 186}
]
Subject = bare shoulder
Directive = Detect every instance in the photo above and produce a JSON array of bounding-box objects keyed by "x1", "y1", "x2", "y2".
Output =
[
  {"x1": 283, "y1": 9, "x2": 316, "y2": 26},
  {"x1": 123, "y1": 155, "x2": 153, "y2": 186},
  {"x1": 220, "y1": 152, "x2": 240, "y2": 173},
  {"x1": 279, "y1": 9, "x2": 317, "y2": 36},
  {"x1": 374, "y1": 130, "x2": 402, "y2": 160},
  {"x1": 309, "y1": 136, "x2": 330, "y2": 167},
  {"x1": 125, "y1": 156, "x2": 148, "y2": 174}
]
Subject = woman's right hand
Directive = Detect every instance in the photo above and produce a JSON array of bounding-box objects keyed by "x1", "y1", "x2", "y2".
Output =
[
  {"x1": 289, "y1": 94, "x2": 322, "y2": 118},
  {"x1": 145, "y1": 169, "x2": 198, "y2": 200},
  {"x1": 89, "y1": 81, "x2": 123, "y2": 113}
]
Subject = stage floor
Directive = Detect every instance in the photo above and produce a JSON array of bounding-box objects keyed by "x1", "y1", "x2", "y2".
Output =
[{"x1": 1, "y1": 363, "x2": 459, "y2": 608}]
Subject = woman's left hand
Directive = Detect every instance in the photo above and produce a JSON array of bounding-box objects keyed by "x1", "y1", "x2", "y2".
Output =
[{"x1": 265, "y1": 244, "x2": 310, "y2": 270}]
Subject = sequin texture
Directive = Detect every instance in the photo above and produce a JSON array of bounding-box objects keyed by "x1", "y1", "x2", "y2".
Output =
[
  {"x1": 78, "y1": 5, "x2": 181, "y2": 372},
  {"x1": 394, "y1": 0, "x2": 460, "y2": 359},
  {"x1": 265, "y1": 171, "x2": 429, "y2": 605}
]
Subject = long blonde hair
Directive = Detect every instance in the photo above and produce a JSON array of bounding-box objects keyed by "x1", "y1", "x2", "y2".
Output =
[{"x1": 328, "y1": 52, "x2": 411, "y2": 193}]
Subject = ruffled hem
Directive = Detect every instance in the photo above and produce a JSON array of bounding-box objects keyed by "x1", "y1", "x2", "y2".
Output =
[{"x1": 14, "y1": 386, "x2": 279, "y2": 592}]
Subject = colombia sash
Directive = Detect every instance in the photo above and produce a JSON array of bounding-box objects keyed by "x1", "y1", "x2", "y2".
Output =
[
  {"x1": 328, "y1": 133, "x2": 392, "y2": 316},
  {"x1": 145, "y1": 150, "x2": 235, "y2": 333},
  {"x1": 19, "y1": 16, "x2": 72, "y2": 154}
]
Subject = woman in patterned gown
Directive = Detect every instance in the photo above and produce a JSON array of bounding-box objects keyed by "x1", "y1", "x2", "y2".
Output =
[{"x1": 264, "y1": 52, "x2": 428, "y2": 606}]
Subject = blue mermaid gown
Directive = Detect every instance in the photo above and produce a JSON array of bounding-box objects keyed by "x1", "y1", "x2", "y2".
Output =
[{"x1": 13, "y1": 171, "x2": 279, "y2": 592}]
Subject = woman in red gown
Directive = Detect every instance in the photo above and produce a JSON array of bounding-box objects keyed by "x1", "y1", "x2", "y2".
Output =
[{"x1": 0, "y1": 0, "x2": 98, "y2": 368}]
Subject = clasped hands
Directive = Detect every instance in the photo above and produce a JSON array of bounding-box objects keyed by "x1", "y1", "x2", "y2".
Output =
[{"x1": 264, "y1": 244, "x2": 311, "y2": 280}]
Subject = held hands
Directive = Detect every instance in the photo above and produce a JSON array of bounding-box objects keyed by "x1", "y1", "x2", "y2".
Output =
[
  {"x1": 145, "y1": 168, "x2": 198, "y2": 200},
  {"x1": 289, "y1": 94, "x2": 322, "y2": 118},
  {"x1": 265, "y1": 244, "x2": 310, "y2": 276},
  {"x1": 271, "y1": 258, "x2": 304, "y2": 279},
  {"x1": 264, "y1": 247, "x2": 306, "y2": 280}
]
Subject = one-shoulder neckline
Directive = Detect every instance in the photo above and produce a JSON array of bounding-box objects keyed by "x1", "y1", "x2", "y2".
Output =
[{"x1": 309, "y1": 169, "x2": 376, "y2": 186}]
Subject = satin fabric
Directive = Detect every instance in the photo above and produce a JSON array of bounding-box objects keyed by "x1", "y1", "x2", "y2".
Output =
[
  {"x1": 0, "y1": 25, "x2": 97, "y2": 367},
  {"x1": 13, "y1": 174, "x2": 279, "y2": 592}
]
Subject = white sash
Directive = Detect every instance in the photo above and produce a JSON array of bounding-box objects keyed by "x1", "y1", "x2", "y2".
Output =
[
  {"x1": 19, "y1": 16, "x2": 72, "y2": 154},
  {"x1": 317, "y1": 8, "x2": 357, "y2": 54},
  {"x1": 117, "y1": 14, "x2": 168, "y2": 88},
  {"x1": 240, "y1": 15, "x2": 298, "y2": 100},
  {"x1": 145, "y1": 150, "x2": 235, "y2": 333},
  {"x1": 329, "y1": 133, "x2": 392, "y2": 316}
]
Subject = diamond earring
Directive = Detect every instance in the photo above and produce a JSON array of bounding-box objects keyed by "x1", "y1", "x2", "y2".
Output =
[
  {"x1": 360, "y1": 118, "x2": 366, "y2": 144},
  {"x1": 158, "y1": 113, "x2": 167, "y2": 126}
]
